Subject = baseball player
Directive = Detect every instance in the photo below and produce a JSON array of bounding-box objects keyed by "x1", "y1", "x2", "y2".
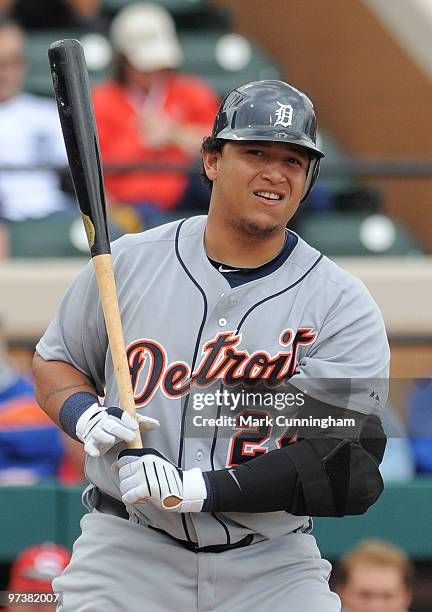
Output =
[{"x1": 33, "y1": 80, "x2": 389, "y2": 612}]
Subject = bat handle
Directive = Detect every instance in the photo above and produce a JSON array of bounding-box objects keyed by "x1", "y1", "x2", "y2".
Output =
[{"x1": 93, "y1": 254, "x2": 142, "y2": 449}]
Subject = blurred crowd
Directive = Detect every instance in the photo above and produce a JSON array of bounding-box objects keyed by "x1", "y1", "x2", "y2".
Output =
[
  {"x1": 0, "y1": 1, "x2": 220, "y2": 255},
  {"x1": 0, "y1": 0, "x2": 397, "y2": 258},
  {"x1": 0, "y1": 316, "x2": 85, "y2": 485}
]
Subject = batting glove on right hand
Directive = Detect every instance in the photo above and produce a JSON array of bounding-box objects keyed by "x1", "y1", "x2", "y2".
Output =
[
  {"x1": 76, "y1": 404, "x2": 159, "y2": 458},
  {"x1": 117, "y1": 448, "x2": 207, "y2": 512}
]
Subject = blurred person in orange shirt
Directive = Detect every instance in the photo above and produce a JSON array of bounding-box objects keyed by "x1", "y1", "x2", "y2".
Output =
[
  {"x1": 336, "y1": 540, "x2": 413, "y2": 612},
  {"x1": 92, "y1": 2, "x2": 219, "y2": 229},
  {"x1": 6, "y1": 543, "x2": 71, "y2": 611}
]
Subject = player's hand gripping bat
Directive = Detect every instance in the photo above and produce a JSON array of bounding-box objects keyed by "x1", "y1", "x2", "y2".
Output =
[{"x1": 48, "y1": 39, "x2": 141, "y2": 450}]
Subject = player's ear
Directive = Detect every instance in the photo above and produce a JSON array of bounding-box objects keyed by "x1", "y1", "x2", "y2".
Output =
[{"x1": 202, "y1": 149, "x2": 220, "y2": 182}]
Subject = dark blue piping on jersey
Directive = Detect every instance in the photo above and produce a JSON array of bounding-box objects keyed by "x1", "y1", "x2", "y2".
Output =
[
  {"x1": 210, "y1": 381, "x2": 231, "y2": 544},
  {"x1": 174, "y1": 218, "x2": 209, "y2": 544},
  {"x1": 208, "y1": 252, "x2": 324, "y2": 469},
  {"x1": 210, "y1": 512, "x2": 231, "y2": 544},
  {"x1": 175, "y1": 218, "x2": 324, "y2": 546},
  {"x1": 175, "y1": 218, "x2": 209, "y2": 465},
  {"x1": 235, "y1": 254, "x2": 324, "y2": 334},
  {"x1": 206, "y1": 252, "x2": 324, "y2": 542}
]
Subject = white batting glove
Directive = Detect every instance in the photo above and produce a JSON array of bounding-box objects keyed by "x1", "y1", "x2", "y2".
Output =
[
  {"x1": 76, "y1": 404, "x2": 159, "y2": 458},
  {"x1": 117, "y1": 449, "x2": 207, "y2": 513}
]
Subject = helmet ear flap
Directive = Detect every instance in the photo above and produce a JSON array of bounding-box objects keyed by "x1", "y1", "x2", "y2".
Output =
[{"x1": 300, "y1": 157, "x2": 320, "y2": 202}]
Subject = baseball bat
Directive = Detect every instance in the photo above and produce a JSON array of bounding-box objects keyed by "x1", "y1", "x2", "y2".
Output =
[{"x1": 48, "y1": 39, "x2": 141, "y2": 449}]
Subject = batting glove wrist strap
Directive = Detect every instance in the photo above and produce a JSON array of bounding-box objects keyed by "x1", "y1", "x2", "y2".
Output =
[
  {"x1": 177, "y1": 468, "x2": 207, "y2": 513},
  {"x1": 59, "y1": 392, "x2": 99, "y2": 441}
]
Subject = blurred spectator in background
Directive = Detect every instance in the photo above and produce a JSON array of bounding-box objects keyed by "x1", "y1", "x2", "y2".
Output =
[
  {"x1": 406, "y1": 377, "x2": 432, "y2": 475},
  {"x1": 0, "y1": 19, "x2": 73, "y2": 229},
  {"x1": 6, "y1": 543, "x2": 71, "y2": 611},
  {"x1": 93, "y1": 2, "x2": 219, "y2": 231},
  {"x1": 336, "y1": 539, "x2": 413, "y2": 612},
  {"x1": 1, "y1": 0, "x2": 106, "y2": 32},
  {"x1": 58, "y1": 434, "x2": 85, "y2": 485},
  {"x1": 0, "y1": 317, "x2": 63, "y2": 483}
]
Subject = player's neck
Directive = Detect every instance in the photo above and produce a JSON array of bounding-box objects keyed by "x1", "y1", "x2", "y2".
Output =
[{"x1": 204, "y1": 217, "x2": 286, "y2": 268}]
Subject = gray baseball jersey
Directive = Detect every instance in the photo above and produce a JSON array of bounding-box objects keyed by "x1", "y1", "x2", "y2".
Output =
[{"x1": 37, "y1": 215, "x2": 389, "y2": 548}]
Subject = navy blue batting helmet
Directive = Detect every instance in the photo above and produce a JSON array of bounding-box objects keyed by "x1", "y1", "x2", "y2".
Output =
[{"x1": 211, "y1": 80, "x2": 324, "y2": 200}]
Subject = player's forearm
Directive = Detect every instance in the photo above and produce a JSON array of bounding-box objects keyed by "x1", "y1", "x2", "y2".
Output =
[{"x1": 32, "y1": 352, "x2": 98, "y2": 428}]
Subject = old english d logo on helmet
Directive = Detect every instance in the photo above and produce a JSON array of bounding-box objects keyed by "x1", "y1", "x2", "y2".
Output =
[
  {"x1": 274, "y1": 102, "x2": 294, "y2": 128},
  {"x1": 212, "y1": 80, "x2": 325, "y2": 201}
]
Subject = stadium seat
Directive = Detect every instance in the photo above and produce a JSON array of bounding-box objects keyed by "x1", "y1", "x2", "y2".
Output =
[
  {"x1": 23, "y1": 23, "x2": 281, "y2": 98},
  {"x1": 24, "y1": 30, "x2": 111, "y2": 97},
  {"x1": 102, "y1": 0, "x2": 209, "y2": 15},
  {"x1": 318, "y1": 129, "x2": 357, "y2": 194},
  {"x1": 8, "y1": 214, "x2": 123, "y2": 258},
  {"x1": 101, "y1": 0, "x2": 230, "y2": 30},
  {"x1": 295, "y1": 212, "x2": 425, "y2": 257},
  {"x1": 178, "y1": 31, "x2": 281, "y2": 96}
]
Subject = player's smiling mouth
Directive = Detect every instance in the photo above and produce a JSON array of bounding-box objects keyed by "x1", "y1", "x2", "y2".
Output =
[{"x1": 253, "y1": 190, "x2": 284, "y2": 203}]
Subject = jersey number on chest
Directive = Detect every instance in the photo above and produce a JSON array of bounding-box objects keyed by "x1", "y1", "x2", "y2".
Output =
[{"x1": 227, "y1": 409, "x2": 299, "y2": 466}]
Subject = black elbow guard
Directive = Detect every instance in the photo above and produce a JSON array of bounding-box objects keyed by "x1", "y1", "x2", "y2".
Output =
[{"x1": 287, "y1": 416, "x2": 386, "y2": 517}]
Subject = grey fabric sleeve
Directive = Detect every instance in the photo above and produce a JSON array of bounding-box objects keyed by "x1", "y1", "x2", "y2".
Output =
[
  {"x1": 35, "y1": 260, "x2": 108, "y2": 397},
  {"x1": 290, "y1": 275, "x2": 390, "y2": 415}
]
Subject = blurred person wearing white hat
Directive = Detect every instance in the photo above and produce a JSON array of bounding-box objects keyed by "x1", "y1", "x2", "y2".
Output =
[{"x1": 92, "y1": 2, "x2": 219, "y2": 229}]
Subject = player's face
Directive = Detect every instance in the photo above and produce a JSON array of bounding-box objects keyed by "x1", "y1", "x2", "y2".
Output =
[
  {"x1": 204, "y1": 141, "x2": 309, "y2": 238},
  {"x1": 340, "y1": 564, "x2": 412, "y2": 612}
]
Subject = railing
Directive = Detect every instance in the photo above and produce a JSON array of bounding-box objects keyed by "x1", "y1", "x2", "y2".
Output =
[
  {"x1": 1, "y1": 158, "x2": 431, "y2": 342},
  {"x1": 1, "y1": 480, "x2": 431, "y2": 561},
  {"x1": 0, "y1": 157, "x2": 432, "y2": 176}
]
